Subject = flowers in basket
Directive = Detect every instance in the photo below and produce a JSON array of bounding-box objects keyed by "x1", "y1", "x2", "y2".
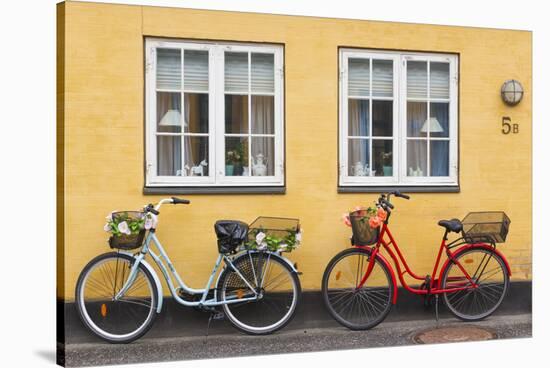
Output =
[
  {"x1": 342, "y1": 206, "x2": 387, "y2": 229},
  {"x1": 103, "y1": 210, "x2": 158, "y2": 236},
  {"x1": 245, "y1": 228, "x2": 302, "y2": 253}
]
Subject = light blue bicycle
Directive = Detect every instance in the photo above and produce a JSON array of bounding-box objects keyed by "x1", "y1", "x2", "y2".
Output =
[{"x1": 75, "y1": 197, "x2": 302, "y2": 343}]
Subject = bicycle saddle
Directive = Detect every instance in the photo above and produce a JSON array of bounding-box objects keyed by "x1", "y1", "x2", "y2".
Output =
[{"x1": 437, "y1": 218, "x2": 463, "y2": 233}]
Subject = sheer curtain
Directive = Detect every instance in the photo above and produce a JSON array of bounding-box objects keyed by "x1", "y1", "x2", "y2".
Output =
[
  {"x1": 348, "y1": 100, "x2": 369, "y2": 176},
  {"x1": 251, "y1": 96, "x2": 274, "y2": 175}
]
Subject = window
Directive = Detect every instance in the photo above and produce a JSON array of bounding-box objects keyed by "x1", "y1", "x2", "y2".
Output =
[
  {"x1": 339, "y1": 49, "x2": 458, "y2": 188},
  {"x1": 145, "y1": 39, "x2": 284, "y2": 188}
]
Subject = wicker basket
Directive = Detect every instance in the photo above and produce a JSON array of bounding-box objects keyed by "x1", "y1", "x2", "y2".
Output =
[
  {"x1": 349, "y1": 210, "x2": 379, "y2": 245},
  {"x1": 108, "y1": 211, "x2": 147, "y2": 250}
]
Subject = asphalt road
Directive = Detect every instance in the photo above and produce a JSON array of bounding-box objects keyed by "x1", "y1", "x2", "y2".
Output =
[{"x1": 63, "y1": 313, "x2": 531, "y2": 367}]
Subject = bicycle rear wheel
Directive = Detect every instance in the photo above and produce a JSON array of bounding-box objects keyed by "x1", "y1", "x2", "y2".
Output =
[
  {"x1": 75, "y1": 252, "x2": 158, "y2": 343},
  {"x1": 441, "y1": 247, "x2": 509, "y2": 321},
  {"x1": 217, "y1": 252, "x2": 301, "y2": 335},
  {"x1": 322, "y1": 248, "x2": 393, "y2": 330}
]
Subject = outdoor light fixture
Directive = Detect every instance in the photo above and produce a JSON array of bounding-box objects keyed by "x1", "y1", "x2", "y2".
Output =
[
  {"x1": 500, "y1": 79, "x2": 524, "y2": 106},
  {"x1": 421, "y1": 117, "x2": 444, "y2": 134},
  {"x1": 159, "y1": 109, "x2": 182, "y2": 126}
]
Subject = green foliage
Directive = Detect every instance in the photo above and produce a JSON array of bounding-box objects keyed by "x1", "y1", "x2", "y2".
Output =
[
  {"x1": 245, "y1": 227, "x2": 301, "y2": 253},
  {"x1": 226, "y1": 141, "x2": 246, "y2": 165},
  {"x1": 107, "y1": 212, "x2": 145, "y2": 237}
]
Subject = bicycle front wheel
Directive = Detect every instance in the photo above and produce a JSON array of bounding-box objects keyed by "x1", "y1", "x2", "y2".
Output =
[
  {"x1": 218, "y1": 252, "x2": 301, "y2": 335},
  {"x1": 75, "y1": 252, "x2": 158, "y2": 343},
  {"x1": 322, "y1": 248, "x2": 394, "y2": 330},
  {"x1": 441, "y1": 247, "x2": 509, "y2": 321}
]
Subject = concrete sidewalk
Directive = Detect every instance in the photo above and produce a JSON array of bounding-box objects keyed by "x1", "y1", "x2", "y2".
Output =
[
  {"x1": 60, "y1": 283, "x2": 532, "y2": 366},
  {"x1": 64, "y1": 313, "x2": 531, "y2": 367}
]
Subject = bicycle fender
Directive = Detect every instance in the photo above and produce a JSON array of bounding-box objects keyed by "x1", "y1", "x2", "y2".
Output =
[
  {"x1": 436, "y1": 243, "x2": 512, "y2": 289},
  {"x1": 120, "y1": 251, "x2": 164, "y2": 313},
  {"x1": 356, "y1": 247, "x2": 398, "y2": 304}
]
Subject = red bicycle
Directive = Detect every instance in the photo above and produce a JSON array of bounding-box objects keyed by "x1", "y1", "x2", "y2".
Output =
[{"x1": 322, "y1": 191, "x2": 511, "y2": 330}]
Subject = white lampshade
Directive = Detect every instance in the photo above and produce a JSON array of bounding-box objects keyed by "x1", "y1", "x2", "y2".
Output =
[
  {"x1": 159, "y1": 109, "x2": 181, "y2": 127},
  {"x1": 420, "y1": 117, "x2": 444, "y2": 133}
]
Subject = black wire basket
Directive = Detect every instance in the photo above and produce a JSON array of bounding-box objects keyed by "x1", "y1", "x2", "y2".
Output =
[
  {"x1": 349, "y1": 210, "x2": 380, "y2": 246},
  {"x1": 108, "y1": 211, "x2": 147, "y2": 250},
  {"x1": 247, "y1": 217, "x2": 300, "y2": 252},
  {"x1": 461, "y1": 211, "x2": 511, "y2": 243}
]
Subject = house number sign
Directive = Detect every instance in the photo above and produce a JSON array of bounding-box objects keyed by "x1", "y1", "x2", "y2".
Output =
[{"x1": 502, "y1": 116, "x2": 519, "y2": 134}]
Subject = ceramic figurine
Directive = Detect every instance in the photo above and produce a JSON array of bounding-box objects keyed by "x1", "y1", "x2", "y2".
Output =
[
  {"x1": 252, "y1": 154, "x2": 267, "y2": 176},
  {"x1": 353, "y1": 161, "x2": 366, "y2": 176},
  {"x1": 190, "y1": 160, "x2": 208, "y2": 176}
]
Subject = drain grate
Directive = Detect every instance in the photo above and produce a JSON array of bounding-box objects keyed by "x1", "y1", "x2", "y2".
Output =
[{"x1": 413, "y1": 326, "x2": 497, "y2": 344}]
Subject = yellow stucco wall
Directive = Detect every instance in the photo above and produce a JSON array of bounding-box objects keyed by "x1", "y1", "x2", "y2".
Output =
[{"x1": 57, "y1": 1, "x2": 532, "y2": 300}]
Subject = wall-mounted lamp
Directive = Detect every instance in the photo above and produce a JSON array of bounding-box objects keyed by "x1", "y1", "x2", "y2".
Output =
[{"x1": 501, "y1": 80, "x2": 524, "y2": 106}]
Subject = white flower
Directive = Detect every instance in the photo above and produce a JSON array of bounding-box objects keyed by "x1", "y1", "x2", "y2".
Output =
[
  {"x1": 105, "y1": 210, "x2": 117, "y2": 221},
  {"x1": 103, "y1": 223, "x2": 111, "y2": 232},
  {"x1": 279, "y1": 243, "x2": 288, "y2": 249},
  {"x1": 257, "y1": 241, "x2": 267, "y2": 250},
  {"x1": 144, "y1": 214, "x2": 158, "y2": 230},
  {"x1": 255, "y1": 231, "x2": 266, "y2": 245},
  {"x1": 117, "y1": 221, "x2": 131, "y2": 235},
  {"x1": 295, "y1": 231, "x2": 302, "y2": 243},
  {"x1": 144, "y1": 218, "x2": 153, "y2": 230}
]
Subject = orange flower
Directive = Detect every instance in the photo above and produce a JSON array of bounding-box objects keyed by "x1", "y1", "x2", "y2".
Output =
[
  {"x1": 369, "y1": 216, "x2": 382, "y2": 229},
  {"x1": 342, "y1": 213, "x2": 352, "y2": 227},
  {"x1": 377, "y1": 207, "x2": 387, "y2": 221}
]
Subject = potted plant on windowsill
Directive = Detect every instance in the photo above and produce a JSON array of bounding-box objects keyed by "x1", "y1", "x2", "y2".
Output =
[
  {"x1": 380, "y1": 151, "x2": 393, "y2": 177},
  {"x1": 226, "y1": 142, "x2": 246, "y2": 176}
]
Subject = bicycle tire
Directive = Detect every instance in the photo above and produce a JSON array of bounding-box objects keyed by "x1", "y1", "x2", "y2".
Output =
[
  {"x1": 75, "y1": 252, "x2": 159, "y2": 343},
  {"x1": 217, "y1": 251, "x2": 301, "y2": 335},
  {"x1": 322, "y1": 247, "x2": 393, "y2": 330},
  {"x1": 441, "y1": 247, "x2": 509, "y2": 321}
]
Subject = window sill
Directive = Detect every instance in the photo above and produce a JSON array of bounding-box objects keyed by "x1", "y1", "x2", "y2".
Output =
[
  {"x1": 143, "y1": 186, "x2": 286, "y2": 195},
  {"x1": 338, "y1": 185, "x2": 460, "y2": 193}
]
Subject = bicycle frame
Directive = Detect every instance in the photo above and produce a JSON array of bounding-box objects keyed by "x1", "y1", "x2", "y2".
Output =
[
  {"x1": 357, "y1": 222, "x2": 484, "y2": 296},
  {"x1": 114, "y1": 230, "x2": 261, "y2": 310}
]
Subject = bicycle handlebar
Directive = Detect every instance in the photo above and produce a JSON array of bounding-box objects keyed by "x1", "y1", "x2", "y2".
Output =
[
  {"x1": 145, "y1": 197, "x2": 191, "y2": 214},
  {"x1": 377, "y1": 191, "x2": 410, "y2": 215}
]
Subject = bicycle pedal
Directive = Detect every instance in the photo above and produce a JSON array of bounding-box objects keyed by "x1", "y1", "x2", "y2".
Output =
[{"x1": 211, "y1": 311, "x2": 225, "y2": 320}]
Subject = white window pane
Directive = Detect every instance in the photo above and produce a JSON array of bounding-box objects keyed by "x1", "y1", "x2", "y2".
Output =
[
  {"x1": 184, "y1": 50, "x2": 208, "y2": 92},
  {"x1": 184, "y1": 136, "x2": 209, "y2": 176},
  {"x1": 251, "y1": 53, "x2": 274, "y2": 93},
  {"x1": 407, "y1": 101, "x2": 427, "y2": 137},
  {"x1": 225, "y1": 95, "x2": 248, "y2": 134},
  {"x1": 251, "y1": 137, "x2": 275, "y2": 176},
  {"x1": 157, "y1": 92, "x2": 181, "y2": 133},
  {"x1": 430, "y1": 141, "x2": 450, "y2": 176},
  {"x1": 348, "y1": 58, "x2": 370, "y2": 96},
  {"x1": 407, "y1": 140, "x2": 427, "y2": 177},
  {"x1": 430, "y1": 62, "x2": 450, "y2": 99},
  {"x1": 157, "y1": 48, "x2": 181, "y2": 90},
  {"x1": 372, "y1": 60, "x2": 393, "y2": 97},
  {"x1": 429, "y1": 103, "x2": 450, "y2": 137},
  {"x1": 251, "y1": 96, "x2": 274, "y2": 134},
  {"x1": 372, "y1": 100, "x2": 392, "y2": 137},
  {"x1": 407, "y1": 61, "x2": 427, "y2": 99},
  {"x1": 184, "y1": 93, "x2": 209, "y2": 134},
  {"x1": 348, "y1": 139, "x2": 372, "y2": 176},
  {"x1": 348, "y1": 99, "x2": 369, "y2": 136},
  {"x1": 225, "y1": 137, "x2": 249, "y2": 176},
  {"x1": 225, "y1": 52, "x2": 249, "y2": 92},
  {"x1": 157, "y1": 136, "x2": 182, "y2": 176},
  {"x1": 372, "y1": 140, "x2": 393, "y2": 177}
]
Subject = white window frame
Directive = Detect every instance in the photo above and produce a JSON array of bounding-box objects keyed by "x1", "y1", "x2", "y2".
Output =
[
  {"x1": 339, "y1": 48, "x2": 458, "y2": 187},
  {"x1": 145, "y1": 38, "x2": 284, "y2": 187}
]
